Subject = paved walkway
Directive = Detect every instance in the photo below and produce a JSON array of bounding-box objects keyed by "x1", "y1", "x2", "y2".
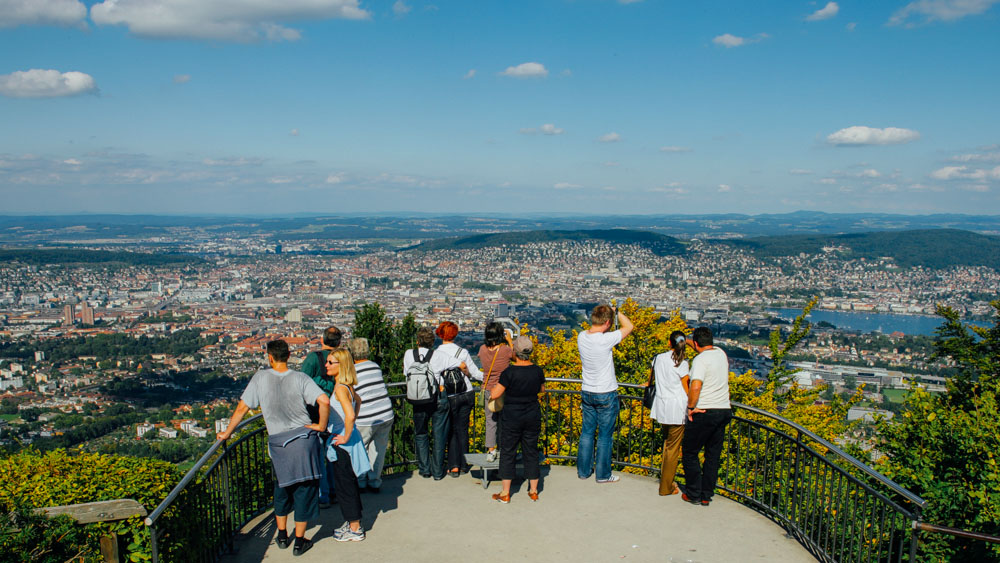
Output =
[{"x1": 223, "y1": 465, "x2": 817, "y2": 563}]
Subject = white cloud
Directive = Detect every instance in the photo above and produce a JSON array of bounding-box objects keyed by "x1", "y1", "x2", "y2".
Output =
[
  {"x1": 888, "y1": 0, "x2": 999, "y2": 26},
  {"x1": 267, "y1": 177, "x2": 294, "y2": 184},
  {"x1": 826, "y1": 126, "x2": 921, "y2": 146},
  {"x1": 520, "y1": 123, "x2": 564, "y2": 135},
  {"x1": 951, "y1": 151, "x2": 1000, "y2": 163},
  {"x1": 289, "y1": 128, "x2": 300, "y2": 136},
  {"x1": 930, "y1": 165, "x2": 1000, "y2": 180},
  {"x1": 712, "y1": 32, "x2": 769, "y2": 48},
  {"x1": 392, "y1": 0, "x2": 411, "y2": 16},
  {"x1": 0, "y1": 69, "x2": 97, "y2": 98},
  {"x1": 598, "y1": 132, "x2": 621, "y2": 143},
  {"x1": 89, "y1": 0, "x2": 370, "y2": 42},
  {"x1": 846, "y1": 21, "x2": 857, "y2": 30},
  {"x1": 659, "y1": 146, "x2": 692, "y2": 153},
  {"x1": 173, "y1": 74, "x2": 191, "y2": 84},
  {"x1": 560, "y1": 69, "x2": 572, "y2": 77},
  {"x1": 0, "y1": 0, "x2": 86, "y2": 28},
  {"x1": 789, "y1": 168, "x2": 813, "y2": 175},
  {"x1": 553, "y1": 182, "x2": 581, "y2": 189},
  {"x1": 463, "y1": 69, "x2": 476, "y2": 79},
  {"x1": 63, "y1": 158, "x2": 82, "y2": 165},
  {"x1": 859, "y1": 168, "x2": 881, "y2": 178},
  {"x1": 500, "y1": 62, "x2": 548, "y2": 78},
  {"x1": 873, "y1": 183, "x2": 899, "y2": 192},
  {"x1": 964, "y1": 184, "x2": 990, "y2": 192},
  {"x1": 326, "y1": 173, "x2": 345, "y2": 184},
  {"x1": 806, "y1": 2, "x2": 839, "y2": 21},
  {"x1": 819, "y1": 178, "x2": 837, "y2": 185},
  {"x1": 718, "y1": 184, "x2": 732, "y2": 192},
  {"x1": 713, "y1": 33, "x2": 745, "y2": 47}
]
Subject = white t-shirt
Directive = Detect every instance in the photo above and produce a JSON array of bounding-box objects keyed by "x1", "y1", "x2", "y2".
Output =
[
  {"x1": 402, "y1": 345, "x2": 483, "y2": 387},
  {"x1": 578, "y1": 329, "x2": 623, "y2": 393},
  {"x1": 690, "y1": 347, "x2": 731, "y2": 409},
  {"x1": 650, "y1": 354, "x2": 689, "y2": 425}
]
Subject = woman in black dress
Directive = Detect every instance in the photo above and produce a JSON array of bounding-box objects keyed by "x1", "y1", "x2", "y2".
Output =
[{"x1": 490, "y1": 336, "x2": 546, "y2": 503}]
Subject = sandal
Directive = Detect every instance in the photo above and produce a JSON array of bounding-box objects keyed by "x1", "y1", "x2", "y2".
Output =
[
  {"x1": 528, "y1": 490, "x2": 539, "y2": 501},
  {"x1": 491, "y1": 492, "x2": 510, "y2": 504}
]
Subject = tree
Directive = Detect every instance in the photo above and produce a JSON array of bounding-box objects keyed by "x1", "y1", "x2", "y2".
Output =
[
  {"x1": 877, "y1": 301, "x2": 1000, "y2": 561},
  {"x1": 351, "y1": 302, "x2": 417, "y2": 380}
]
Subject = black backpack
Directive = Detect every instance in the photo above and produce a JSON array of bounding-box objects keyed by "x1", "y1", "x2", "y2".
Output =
[{"x1": 441, "y1": 348, "x2": 468, "y2": 396}]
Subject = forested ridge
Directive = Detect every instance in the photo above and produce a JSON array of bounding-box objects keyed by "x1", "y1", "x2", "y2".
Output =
[
  {"x1": 714, "y1": 228, "x2": 1000, "y2": 268},
  {"x1": 404, "y1": 229, "x2": 687, "y2": 256}
]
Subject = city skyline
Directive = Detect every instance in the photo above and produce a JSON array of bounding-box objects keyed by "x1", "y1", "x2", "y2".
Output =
[{"x1": 2, "y1": 0, "x2": 1000, "y2": 215}]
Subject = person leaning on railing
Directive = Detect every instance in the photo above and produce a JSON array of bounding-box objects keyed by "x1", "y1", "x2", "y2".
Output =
[
  {"x1": 647, "y1": 330, "x2": 690, "y2": 496},
  {"x1": 404, "y1": 327, "x2": 450, "y2": 480},
  {"x1": 489, "y1": 336, "x2": 546, "y2": 503},
  {"x1": 477, "y1": 321, "x2": 513, "y2": 463},
  {"x1": 216, "y1": 339, "x2": 330, "y2": 556}
]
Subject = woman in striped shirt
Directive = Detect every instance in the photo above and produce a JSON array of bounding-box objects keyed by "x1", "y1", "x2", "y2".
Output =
[{"x1": 348, "y1": 338, "x2": 395, "y2": 494}]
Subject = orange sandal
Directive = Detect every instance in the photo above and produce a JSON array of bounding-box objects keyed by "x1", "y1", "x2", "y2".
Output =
[
  {"x1": 528, "y1": 490, "x2": 539, "y2": 501},
  {"x1": 492, "y1": 492, "x2": 510, "y2": 504}
]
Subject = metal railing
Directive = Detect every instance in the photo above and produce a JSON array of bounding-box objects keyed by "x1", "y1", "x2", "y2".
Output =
[{"x1": 146, "y1": 378, "x2": 945, "y2": 563}]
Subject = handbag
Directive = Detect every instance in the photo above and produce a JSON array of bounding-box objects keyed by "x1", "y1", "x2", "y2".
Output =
[
  {"x1": 480, "y1": 347, "x2": 499, "y2": 409},
  {"x1": 487, "y1": 391, "x2": 504, "y2": 413},
  {"x1": 642, "y1": 359, "x2": 656, "y2": 409}
]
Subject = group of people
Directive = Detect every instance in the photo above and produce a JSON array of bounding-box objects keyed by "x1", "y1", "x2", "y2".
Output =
[
  {"x1": 216, "y1": 328, "x2": 394, "y2": 553},
  {"x1": 216, "y1": 303, "x2": 732, "y2": 554},
  {"x1": 576, "y1": 304, "x2": 732, "y2": 507}
]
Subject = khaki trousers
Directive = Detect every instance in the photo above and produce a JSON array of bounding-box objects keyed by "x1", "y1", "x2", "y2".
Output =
[{"x1": 659, "y1": 424, "x2": 685, "y2": 495}]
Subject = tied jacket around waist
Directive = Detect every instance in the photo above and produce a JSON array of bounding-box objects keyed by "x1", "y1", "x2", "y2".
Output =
[{"x1": 268, "y1": 428, "x2": 323, "y2": 488}]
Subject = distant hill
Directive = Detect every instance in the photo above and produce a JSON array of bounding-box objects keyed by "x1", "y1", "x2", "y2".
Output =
[
  {"x1": 403, "y1": 229, "x2": 687, "y2": 256},
  {"x1": 714, "y1": 229, "x2": 1000, "y2": 269},
  {"x1": 0, "y1": 248, "x2": 204, "y2": 266}
]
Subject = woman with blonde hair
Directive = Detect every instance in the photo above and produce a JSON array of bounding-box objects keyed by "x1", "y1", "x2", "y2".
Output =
[{"x1": 324, "y1": 348, "x2": 371, "y2": 542}]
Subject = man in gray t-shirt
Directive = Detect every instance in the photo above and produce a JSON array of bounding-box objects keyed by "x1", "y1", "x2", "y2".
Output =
[{"x1": 217, "y1": 339, "x2": 330, "y2": 555}]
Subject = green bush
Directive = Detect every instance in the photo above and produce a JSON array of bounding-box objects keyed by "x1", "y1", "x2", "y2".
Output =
[
  {"x1": 0, "y1": 450, "x2": 181, "y2": 562},
  {"x1": 0, "y1": 502, "x2": 93, "y2": 562}
]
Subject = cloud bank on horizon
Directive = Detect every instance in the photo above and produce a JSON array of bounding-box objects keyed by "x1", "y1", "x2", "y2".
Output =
[{"x1": 0, "y1": 0, "x2": 999, "y2": 215}]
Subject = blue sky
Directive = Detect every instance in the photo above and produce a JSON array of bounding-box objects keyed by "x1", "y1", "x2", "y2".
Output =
[{"x1": 1, "y1": 0, "x2": 999, "y2": 215}]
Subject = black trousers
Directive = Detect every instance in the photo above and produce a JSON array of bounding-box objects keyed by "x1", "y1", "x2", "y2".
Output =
[
  {"x1": 328, "y1": 444, "x2": 363, "y2": 522},
  {"x1": 680, "y1": 408, "x2": 732, "y2": 502},
  {"x1": 499, "y1": 402, "x2": 541, "y2": 480},
  {"x1": 447, "y1": 392, "x2": 474, "y2": 470},
  {"x1": 412, "y1": 395, "x2": 450, "y2": 479}
]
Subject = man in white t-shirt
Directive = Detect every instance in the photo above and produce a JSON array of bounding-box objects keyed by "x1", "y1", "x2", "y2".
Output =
[
  {"x1": 681, "y1": 326, "x2": 732, "y2": 506},
  {"x1": 576, "y1": 304, "x2": 633, "y2": 483}
]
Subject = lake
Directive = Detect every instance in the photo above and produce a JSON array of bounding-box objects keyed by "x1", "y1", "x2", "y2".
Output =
[{"x1": 767, "y1": 308, "x2": 950, "y2": 336}]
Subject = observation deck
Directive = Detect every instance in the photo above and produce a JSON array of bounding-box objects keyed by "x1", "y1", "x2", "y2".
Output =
[
  {"x1": 146, "y1": 380, "x2": 927, "y2": 563},
  {"x1": 220, "y1": 465, "x2": 815, "y2": 562}
]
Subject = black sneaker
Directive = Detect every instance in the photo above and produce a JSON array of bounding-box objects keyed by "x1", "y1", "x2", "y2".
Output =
[
  {"x1": 275, "y1": 530, "x2": 290, "y2": 549},
  {"x1": 293, "y1": 537, "x2": 313, "y2": 556}
]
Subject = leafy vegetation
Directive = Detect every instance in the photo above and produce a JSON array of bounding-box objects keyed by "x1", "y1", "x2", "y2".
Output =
[
  {"x1": 0, "y1": 330, "x2": 216, "y2": 362},
  {"x1": 878, "y1": 302, "x2": 1000, "y2": 561},
  {"x1": 350, "y1": 303, "x2": 418, "y2": 380},
  {"x1": 716, "y1": 228, "x2": 1000, "y2": 269},
  {"x1": 0, "y1": 450, "x2": 182, "y2": 562},
  {"x1": 0, "y1": 502, "x2": 92, "y2": 563},
  {"x1": 0, "y1": 248, "x2": 203, "y2": 266}
]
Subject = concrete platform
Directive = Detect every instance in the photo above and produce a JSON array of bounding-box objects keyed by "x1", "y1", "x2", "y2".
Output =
[{"x1": 222, "y1": 465, "x2": 817, "y2": 563}]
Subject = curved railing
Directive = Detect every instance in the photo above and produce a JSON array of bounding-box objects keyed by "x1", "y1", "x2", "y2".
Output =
[{"x1": 146, "y1": 379, "x2": 929, "y2": 562}]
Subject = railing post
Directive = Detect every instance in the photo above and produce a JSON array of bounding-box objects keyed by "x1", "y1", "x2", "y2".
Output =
[
  {"x1": 221, "y1": 439, "x2": 234, "y2": 555},
  {"x1": 790, "y1": 429, "x2": 802, "y2": 531},
  {"x1": 149, "y1": 524, "x2": 159, "y2": 563}
]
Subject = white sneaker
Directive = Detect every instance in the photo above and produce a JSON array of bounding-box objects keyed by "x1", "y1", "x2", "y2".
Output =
[{"x1": 485, "y1": 449, "x2": 498, "y2": 463}]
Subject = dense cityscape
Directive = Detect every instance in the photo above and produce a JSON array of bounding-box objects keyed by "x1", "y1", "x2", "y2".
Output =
[{"x1": 2, "y1": 225, "x2": 997, "y2": 460}]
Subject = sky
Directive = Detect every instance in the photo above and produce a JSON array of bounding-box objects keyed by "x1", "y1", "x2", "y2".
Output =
[{"x1": 1, "y1": 0, "x2": 999, "y2": 216}]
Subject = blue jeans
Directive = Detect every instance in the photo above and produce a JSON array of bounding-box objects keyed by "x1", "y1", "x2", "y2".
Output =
[
  {"x1": 577, "y1": 390, "x2": 619, "y2": 480},
  {"x1": 413, "y1": 394, "x2": 450, "y2": 479}
]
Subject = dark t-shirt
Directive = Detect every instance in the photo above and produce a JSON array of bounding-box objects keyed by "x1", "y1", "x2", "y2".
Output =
[{"x1": 498, "y1": 364, "x2": 545, "y2": 404}]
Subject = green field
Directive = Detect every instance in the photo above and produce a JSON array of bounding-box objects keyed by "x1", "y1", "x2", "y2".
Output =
[
  {"x1": 0, "y1": 414, "x2": 19, "y2": 422},
  {"x1": 882, "y1": 388, "x2": 909, "y2": 404}
]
